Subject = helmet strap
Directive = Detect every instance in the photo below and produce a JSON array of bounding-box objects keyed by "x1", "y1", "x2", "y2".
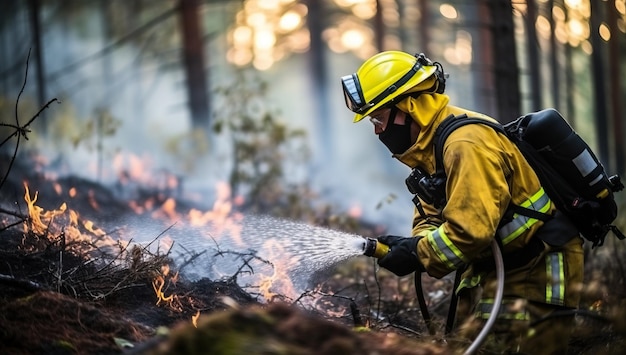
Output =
[{"x1": 385, "y1": 62, "x2": 447, "y2": 105}]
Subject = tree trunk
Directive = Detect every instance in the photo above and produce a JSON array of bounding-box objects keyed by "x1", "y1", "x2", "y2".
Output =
[
  {"x1": 589, "y1": 0, "x2": 610, "y2": 168},
  {"x1": 374, "y1": 0, "x2": 384, "y2": 51},
  {"x1": 179, "y1": 0, "x2": 210, "y2": 131},
  {"x1": 525, "y1": 0, "x2": 542, "y2": 111},
  {"x1": 305, "y1": 0, "x2": 332, "y2": 162},
  {"x1": 485, "y1": 0, "x2": 520, "y2": 122},
  {"x1": 418, "y1": 0, "x2": 430, "y2": 51},
  {"x1": 562, "y1": 0, "x2": 576, "y2": 128},
  {"x1": 607, "y1": 0, "x2": 624, "y2": 174},
  {"x1": 474, "y1": 0, "x2": 496, "y2": 117},
  {"x1": 100, "y1": 0, "x2": 113, "y2": 106},
  {"x1": 28, "y1": 0, "x2": 47, "y2": 134},
  {"x1": 397, "y1": 0, "x2": 408, "y2": 51},
  {"x1": 548, "y1": 0, "x2": 560, "y2": 110}
]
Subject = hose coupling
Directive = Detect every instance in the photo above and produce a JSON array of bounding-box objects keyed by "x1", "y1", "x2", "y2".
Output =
[{"x1": 362, "y1": 238, "x2": 390, "y2": 259}]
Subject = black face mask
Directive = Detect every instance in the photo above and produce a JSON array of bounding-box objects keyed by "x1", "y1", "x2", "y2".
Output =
[{"x1": 378, "y1": 108, "x2": 413, "y2": 155}]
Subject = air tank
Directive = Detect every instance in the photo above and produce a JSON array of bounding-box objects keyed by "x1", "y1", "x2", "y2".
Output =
[{"x1": 522, "y1": 108, "x2": 612, "y2": 201}]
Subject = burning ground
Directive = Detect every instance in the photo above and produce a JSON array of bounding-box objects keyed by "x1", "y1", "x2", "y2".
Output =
[
  {"x1": 1, "y1": 153, "x2": 626, "y2": 355},
  {"x1": 0, "y1": 153, "x2": 451, "y2": 354}
]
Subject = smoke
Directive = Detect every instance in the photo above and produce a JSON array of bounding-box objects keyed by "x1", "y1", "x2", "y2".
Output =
[{"x1": 5, "y1": 8, "x2": 416, "y2": 239}]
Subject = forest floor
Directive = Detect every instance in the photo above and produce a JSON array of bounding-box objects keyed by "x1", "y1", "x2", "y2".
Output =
[
  {"x1": 0, "y1": 155, "x2": 450, "y2": 354},
  {"x1": 1, "y1": 155, "x2": 625, "y2": 355}
]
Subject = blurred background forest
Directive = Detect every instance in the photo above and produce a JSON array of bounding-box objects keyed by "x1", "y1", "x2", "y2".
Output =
[
  {"x1": 1, "y1": 0, "x2": 625, "y2": 237},
  {"x1": 1, "y1": 0, "x2": 625, "y2": 234},
  {"x1": 1, "y1": 1, "x2": 626, "y2": 353}
]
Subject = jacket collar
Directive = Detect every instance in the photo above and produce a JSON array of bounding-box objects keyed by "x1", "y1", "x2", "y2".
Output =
[{"x1": 393, "y1": 102, "x2": 492, "y2": 169}]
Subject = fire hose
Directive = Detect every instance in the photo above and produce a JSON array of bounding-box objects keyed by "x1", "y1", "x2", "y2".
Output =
[{"x1": 363, "y1": 237, "x2": 504, "y2": 355}]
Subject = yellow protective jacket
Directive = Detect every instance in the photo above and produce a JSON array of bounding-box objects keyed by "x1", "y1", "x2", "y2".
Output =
[{"x1": 393, "y1": 93, "x2": 583, "y2": 309}]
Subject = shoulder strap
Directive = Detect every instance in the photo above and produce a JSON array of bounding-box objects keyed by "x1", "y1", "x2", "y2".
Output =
[
  {"x1": 433, "y1": 114, "x2": 551, "y2": 222},
  {"x1": 433, "y1": 114, "x2": 505, "y2": 177}
]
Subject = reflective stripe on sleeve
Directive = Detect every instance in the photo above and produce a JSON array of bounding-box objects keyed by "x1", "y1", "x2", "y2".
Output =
[
  {"x1": 497, "y1": 188, "x2": 551, "y2": 245},
  {"x1": 427, "y1": 226, "x2": 467, "y2": 270},
  {"x1": 546, "y1": 252, "x2": 565, "y2": 306}
]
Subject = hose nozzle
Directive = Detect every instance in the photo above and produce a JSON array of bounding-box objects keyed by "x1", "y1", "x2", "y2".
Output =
[{"x1": 363, "y1": 238, "x2": 390, "y2": 259}]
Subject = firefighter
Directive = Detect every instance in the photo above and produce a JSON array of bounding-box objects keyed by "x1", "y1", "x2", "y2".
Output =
[{"x1": 341, "y1": 51, "x2": 584, "y2": 354}]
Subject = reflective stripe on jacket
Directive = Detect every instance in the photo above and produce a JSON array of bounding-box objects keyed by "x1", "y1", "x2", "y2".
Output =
[
  {"x1": 392, "y1": 97, "x2": 583, "y2": 310},
  {"x1": 425, "y1": 186, "x2": 551, "y2": 271},
  {"x1": 395, "y1": 103, "x2": 555, "y2": 278}
]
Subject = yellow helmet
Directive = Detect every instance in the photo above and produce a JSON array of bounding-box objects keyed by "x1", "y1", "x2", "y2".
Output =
[{"x1": 341, "y1": 51, "x2": 444, "y2": 122}]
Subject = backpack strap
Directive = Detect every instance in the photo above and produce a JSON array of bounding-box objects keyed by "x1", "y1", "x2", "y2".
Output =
[
  {"x1": 506, "y1": 204, "x2": 551, "y2": 222},
  {"x1": 433, "y1": 114, "x2": 552, "y2": 222},
  {"x1": 433, "y1": 114, "x2": 506, "y2": 177}
]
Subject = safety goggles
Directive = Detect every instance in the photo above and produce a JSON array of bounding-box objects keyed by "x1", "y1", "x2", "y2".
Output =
[
  {"x1": 341, "y1": 73, "x2": 367, "y2": 113},
  {"x1": 368, "y1": 109, "x2": 390, "y2": 129},
  {"x1": 341, "y1": 59, "x2": 423, "y2": 115},
  {"x1": 368, "y1": 106, "x2": 402, "y2": 132}
]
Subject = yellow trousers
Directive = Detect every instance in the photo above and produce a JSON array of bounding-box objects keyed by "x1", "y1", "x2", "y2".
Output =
[{"x1": 455, "y1": 237, "x2": 584, "y2": 354}]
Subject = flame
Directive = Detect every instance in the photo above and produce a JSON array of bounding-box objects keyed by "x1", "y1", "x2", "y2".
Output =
[
  {"x1": 152, "y1": 275, "x2": 174, "y2": 305},
  {"x1": 257, "y1": 239, "x2": 298, "y2": 301},
  {"x1": 167, "y1": 175, "x2": 178, "y2": 191},
  {"x1": 159, "y1": 235, "x2": 175, "y2": 253},
  {"x1": 347, "y1": 204, "x2": 362, "y2": 218},
  {"x1": 151, "y1": 264, "x2": 182, "y2": 310},
  {"x1": 112, "y1": 152, "x2": 181, "y2": 194},
  {"x1": 113, "y1": 153, "x2": 152, "y2": 183},
  {"x1": 589, "y1": 299, "x2": 603, "y2": 311},
  {"x1": 116, "y1": 175, "x2": 247, "y2": 248},
  {"x1": 23, "y1": 183, "x2": 66, "y2": 236},
  {"x1": 151, "y1": 198, "x2": 180, "y2": 221},
  {"x1": 160, "y1": 264, "x2": 179, "y2": 284},
  {"x1": 192, "y1": 310, "x2": 200, "y2": 328},
  {"x1": 87, "y1": 189, "x2": 100, "y2": 210},
  {"x1": 22, "y1": 151, "x2": 325, "y2": 306},
  {"x1": 128, "y1": 200, "x2": 146, "y2": 214},
  {"x1": 83, "y1": 219, "x2": 107, "y2": 238},
  {"x1": 21, "y1": 183, "x2": 121, "y2": 254},
  {"x1": 186, "y1": 182, "x2": 236, "y2": 225},
  {"x1": 186, "y1": 182, "x2": 245, "y2": 247}
]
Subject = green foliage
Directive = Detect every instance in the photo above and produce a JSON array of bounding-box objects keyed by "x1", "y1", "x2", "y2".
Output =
[
  {"x1": 48, "y1": 106, "x2": 121, "y2": 151},
  {"x1": 0, "y1": 95, "x2": 40, "y2": 149},
  {"x1": 209, "y1": 69, "x2": 370, "y2": 234},
  {"x1": 0, "y1": 96, "x2": 13, "y2": 148},
  {"x1": 53, "y1": 340, "x2": 77, "y2": 351},
  {"x1": 114, "y1": 337, "x2": 135, "y2": 349},
  {"x1": 211, "y1": 69, "x2": 310, "y2": 215},
  {"x1": 163, "y1": 129, "x2": 211, "y2": 173}
]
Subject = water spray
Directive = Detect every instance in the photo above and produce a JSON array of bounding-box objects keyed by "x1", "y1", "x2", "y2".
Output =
[{"x1": 362, "y1": 237, "x2": 390, "y2": 259}]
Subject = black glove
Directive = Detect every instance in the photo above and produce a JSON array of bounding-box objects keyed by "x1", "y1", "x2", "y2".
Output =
[{"x1": 377, "y1": 235, "x2": 423, "y2": 276}]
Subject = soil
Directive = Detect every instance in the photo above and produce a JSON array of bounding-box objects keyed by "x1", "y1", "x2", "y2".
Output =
[
  {"x1": 0, "y1": 155, "x2": 449, "y2": 354},
  {"x1": 0, "y1": 200, "x2": 448, "y2": 355},
  {"x1": 1, "y1": 154, "x2": 626, "y2": 354}
]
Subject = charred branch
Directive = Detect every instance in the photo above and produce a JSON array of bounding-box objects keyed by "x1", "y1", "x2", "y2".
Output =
[
  {"x1": 0, "y1": 273, "x2": 46, "y2": 292},
  {"x1": 0, "y1": 48, "x2": 59, "y2": 193}
]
